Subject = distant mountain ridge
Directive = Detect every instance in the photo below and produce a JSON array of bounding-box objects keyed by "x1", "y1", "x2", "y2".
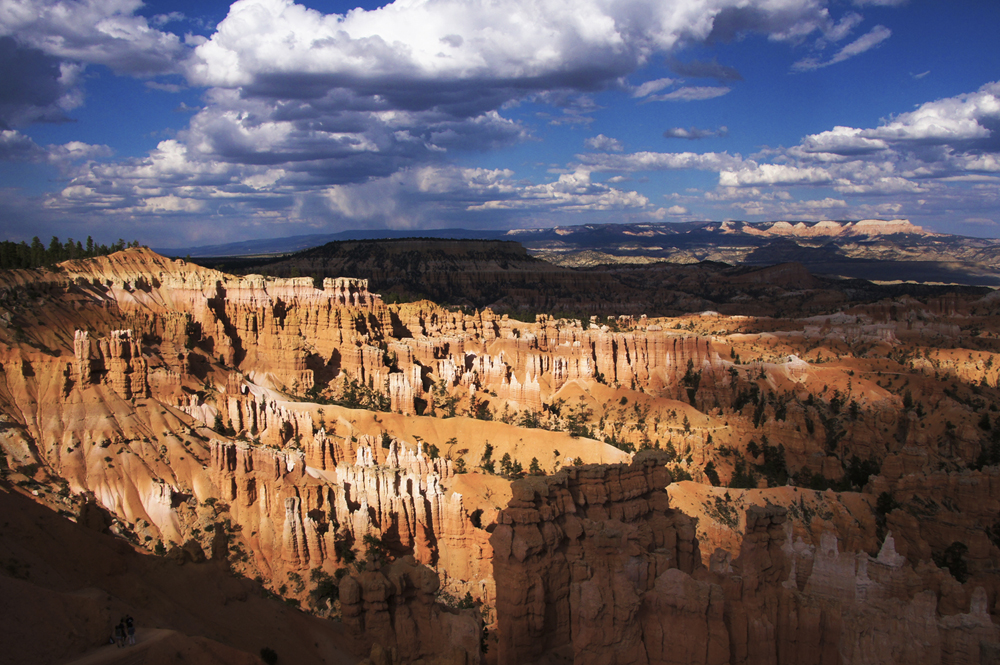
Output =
[
  {"x1": 160, "y1": 219, "x2": 937, "y2": 257},
  {"x1": 160, "y1": 228, "x2": 506, "y2": 257},
  {"x1": 166, "y1": 219, "x2": 1000, "y2": 287}
]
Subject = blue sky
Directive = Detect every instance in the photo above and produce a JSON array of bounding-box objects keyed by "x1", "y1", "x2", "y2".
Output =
[{"x1": 1, "y1": 0, "x2": 998, "y2": 248}]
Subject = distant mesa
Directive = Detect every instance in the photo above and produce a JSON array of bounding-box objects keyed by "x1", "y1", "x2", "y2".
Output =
[{"x1": 727, "y1": 219, "x2": 931, "y2": 238}]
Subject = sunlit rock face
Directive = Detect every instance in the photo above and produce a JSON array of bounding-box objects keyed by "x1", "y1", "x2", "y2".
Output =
[{"x1": 3, "y1": 247, "x2": 1000, "y2": 665}]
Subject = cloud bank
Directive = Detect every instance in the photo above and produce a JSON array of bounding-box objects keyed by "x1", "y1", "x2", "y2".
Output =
[{"x1": 4, "y1": 0, "x2": 990, "y2": 243}]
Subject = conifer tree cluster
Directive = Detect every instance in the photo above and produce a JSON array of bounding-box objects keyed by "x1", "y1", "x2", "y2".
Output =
[{"x1": 0, "y1": 236, "x2": 141, "y2": 270}]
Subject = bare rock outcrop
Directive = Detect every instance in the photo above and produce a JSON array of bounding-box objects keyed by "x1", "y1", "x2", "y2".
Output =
[
  {"x1": 74, "y1": 328, "x2": 149, "y2": 398},
  {"x1": 491, "y1": 450, "x2": 701, "y2": 664},
  {"x1": 340, "y1": 556, "x2": 482, "y2": 665},
  {"x1": 492, "y1": 456, "x2": 999, "y2": 665}
]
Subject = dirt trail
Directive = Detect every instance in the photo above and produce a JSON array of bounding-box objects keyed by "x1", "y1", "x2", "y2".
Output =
[{"x1": 61, "y1": 629, "x2": 176, "y2": 665}]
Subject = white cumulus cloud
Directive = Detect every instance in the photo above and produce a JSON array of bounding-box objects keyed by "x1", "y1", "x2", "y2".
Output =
[
  {"x1": 189, "y1": 0, "x2": 834, "y2": 90},
  {"x1": 584, "y1": 134, "x2": 624, "y2": 152},
  {"x1": 719, "y1": 163, "x2": 834, "y2": 186},
  {"x1": 0, "y1": 0, "x2": 186, "y2": 76}
]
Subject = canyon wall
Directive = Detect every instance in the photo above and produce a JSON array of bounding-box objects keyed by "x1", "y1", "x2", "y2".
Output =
[
  {"x1": 6, "y1": 249, "x2": 737, "y2": 411},
  {"x1": 491, "y1": 454, "x2": 1000, "y2": 665},
  {"x1": 4, "y1": 249, "x2": 1000, "y2": 664}
]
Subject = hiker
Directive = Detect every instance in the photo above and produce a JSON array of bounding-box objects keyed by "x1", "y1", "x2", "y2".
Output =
[
  {"x1": 114, "y1": 620, "x2": 126, "y2": 648},
  {"x1": 126, "y1": 615, "x2": 136, "y2": 645}
]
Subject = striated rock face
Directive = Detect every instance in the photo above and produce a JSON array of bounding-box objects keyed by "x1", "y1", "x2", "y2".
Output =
[
  {"x1": 211, "y1": 373, "x2": 315, "y2": 447},
  {"x1": 869, "y1": 466, "x2": 1000, "y2": 575},
  {"x1": 73, "y1": 330, "x2": 92, "y2": 384},
  {"x1": 387, "y1": 372, "x2": 416, "y2": 415},
  {"x1": 209, "y1": 435, "x2": 493, "y2": 599},
  {"x1": 785, "y1": 528, "x2": 1000, "y2": 665}
]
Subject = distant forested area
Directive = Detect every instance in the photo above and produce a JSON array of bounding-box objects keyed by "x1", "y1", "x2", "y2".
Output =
[{"x1": 0, "y1": 237, "x2": 141, "y2": 270}]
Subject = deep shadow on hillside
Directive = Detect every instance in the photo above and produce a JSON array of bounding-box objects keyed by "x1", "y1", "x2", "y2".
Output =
[
  {"x1": 0, "y1": 483, "x2": 359, "y2": 665},
  {"x1": 193, "y1": 238, "x2": 992, "y2": 320}
]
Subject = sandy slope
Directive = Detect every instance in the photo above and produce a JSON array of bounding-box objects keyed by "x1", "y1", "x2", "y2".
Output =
[{"x1": 313, "y1": 403, "x2": 631, "y2": 471}]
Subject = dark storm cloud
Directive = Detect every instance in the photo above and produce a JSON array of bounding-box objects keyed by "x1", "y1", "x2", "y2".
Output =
[
  {"x1": 706, "y1": 6, "x2": 775, "y2": 42},
  {"x1": 0, "y1": 37, "x2": 75, "y2": 129}
]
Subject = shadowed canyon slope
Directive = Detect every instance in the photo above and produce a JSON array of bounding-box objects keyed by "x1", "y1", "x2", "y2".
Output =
[{"x1": 3, "y1": 248, "x2": 1000, "y2": 664}]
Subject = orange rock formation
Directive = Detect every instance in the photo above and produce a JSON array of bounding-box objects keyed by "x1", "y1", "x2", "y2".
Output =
[{"x1": 3, "y1": 248, "x2": 1000, "y2": 664}]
